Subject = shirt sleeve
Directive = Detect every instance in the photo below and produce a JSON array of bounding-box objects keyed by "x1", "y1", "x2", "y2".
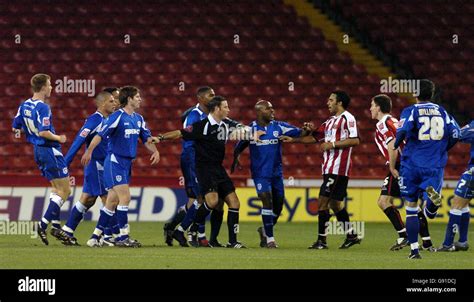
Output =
[
  {"x1": 12, "y1": 106, "x2": 23, "y2": 129},
  {"x1": 64, "y1": 115, "x2": 101, "y2": 166},
  {"x1": 278, "y1": 121, "x2": 302, "y2": 138},
  {"x1": 383, "y1": 118, "x2": 397, "y2": 144},
  {"x1": 37, "y1": 103, "x2": 52, "y2": 132},
  {"x1": 98, "y1": 111, "x2": 122, "y2": 139},
  {"x1": 460, "y1": 122, "x2": 474, "y2": 144},
  {"x1": 139, "y1": 116, "x2": 152, "y2": 144},
  {"x1": 394, "y1": 107, "x2": 415, "y2": 148},
  {"x1": 183, "y1": 110, "x2": 201, "y2": 128},
  {"x1": 224, "y1": 118, "x2": 242, "y2": 128},
  {"x1": 180, "y1": 120, "x2": 204, "y2": 140},
  {"x1": 344, "y1": 115, "x2": 358, "y2": 138},
  {"x1": 312, "y1": 123, "x2": 326, "y2": 142}
]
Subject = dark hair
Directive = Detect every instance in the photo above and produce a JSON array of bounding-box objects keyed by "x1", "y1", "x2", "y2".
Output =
[
  {"x1": 102, "y1": 87, "x2": 119, "y2": 94},
  {"x1": 196, "y1": 86, "x2": 213, "y2": 97},
  {"x1": 207, "y1": 96, "x2": 226, "y2": 112},
  {"x1": 418, "y1": 79, "x2": 434, "y2": 101},
  {"x1": 372, "y1": 94, "x2": 392, "y2": 113},
  {"x1": 119, "y1": 86, "x2": 139, "y2": 107},
  {"x1": 31, "y1": 73, "x2": 51, "y2": 92},
  {"x1": 331, "y1": 90, "x2": 351, "y2": 109}
]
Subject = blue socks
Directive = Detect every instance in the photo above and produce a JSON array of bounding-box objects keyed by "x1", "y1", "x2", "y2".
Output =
[
  {"x1": 116, "y1": 205, "x2": 129, "y2": 241},
  {"x1": 63, "y1": 201, "x2": 88, "y2": 236},
  {"x1": 91, "y1": 207, "x2": 114, "y2": 240},
  {"x1": 406, "y1": 206, "x2": 420, "y2": 254},
  {"x1": 40, "y1": 193, "x2": 64, "y2": 230},
  {"x1": 459, "y1": 207, "x2": 470, "y2": 243},
  {"x1": 443, "y1": 209, "x2": 462, "y2": 246},
  {"x1": 261, "y1": 208, "x2": 274, "y2": 241},
  {"x1": 180, "y1": 200, "x2": 199, "y2": 231}
]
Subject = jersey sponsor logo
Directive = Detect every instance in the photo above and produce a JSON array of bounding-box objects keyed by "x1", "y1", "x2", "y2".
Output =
[
  {"x1": 251, "y1": 139, "x2": 279, "y2": 146},
  {"x1": 124, "y1": 128, "x2": 140, "y2": 138},
  {"x1": 79, "y1": 128, "x2": 91, "y2": 138},
  {"x1": 42, "y1": 117, "x2": 50, "y2": 126}
]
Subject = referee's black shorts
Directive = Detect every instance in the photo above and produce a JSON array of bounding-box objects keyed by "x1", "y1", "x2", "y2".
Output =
[{"x1": 196, "y1": 163, "x2": 235, "y2": 199}]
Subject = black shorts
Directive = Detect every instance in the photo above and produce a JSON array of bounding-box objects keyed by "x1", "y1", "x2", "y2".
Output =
[
  {"x1": 195, "y1": 163, "x2": 235, "y2": 199},
  {"x1": 319, "y1": 174, "x2": 348, "y2": 201},
  {"x1": 380, "y1": 164, "x2": 401, "y2": 198}
]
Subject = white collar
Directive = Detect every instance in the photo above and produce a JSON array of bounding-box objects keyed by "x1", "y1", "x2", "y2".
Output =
[{"x1": 208, "y1": 114, "x2": 223, "y2": 126}]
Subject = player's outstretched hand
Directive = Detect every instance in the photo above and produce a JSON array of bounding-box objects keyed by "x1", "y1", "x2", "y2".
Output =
[
  {"x1": 81, "y1": 151, "x2": 92, "y2": 166},
  {"x1": 390, "y1": 168, "x2": 399, "y2": 179},
  {"x1": 148, "y1": 136, "x2": 161, "y2": 144},
  {"x1": 302, "y1": 122, "x2": 314, "y2": 132},
  {"x1": 230, "y1": 157, "x2": 241, "y2": 174},
  {"x1": 59, "y1": 134, "x2": 67, "y2": 144},
  {"x1": 279, "y1": 135, "x2": 293, "y2": 142},
  {"x1": 150, "y1": 150, "x2": 160, "y2": 165}
]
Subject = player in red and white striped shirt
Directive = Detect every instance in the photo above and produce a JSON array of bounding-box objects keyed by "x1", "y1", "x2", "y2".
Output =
[
  {"x1": 370, "y1": 94, "x2": 408, "y2": 250},
  {"x1": 281, "y1": 91, "x2": 362, "y2": 249},
  {"x1": 370, "y1": 94, "x2": 434, "y2": 251}
]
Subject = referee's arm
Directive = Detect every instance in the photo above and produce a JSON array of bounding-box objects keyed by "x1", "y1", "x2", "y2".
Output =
[{"x1": 156, "y1": 122, "x2": 204, "y2": 142}]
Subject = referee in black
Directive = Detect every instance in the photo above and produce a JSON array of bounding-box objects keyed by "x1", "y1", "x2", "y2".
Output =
[{"x1": 156, "y1": 96, "x2": 263, "y2": 248}]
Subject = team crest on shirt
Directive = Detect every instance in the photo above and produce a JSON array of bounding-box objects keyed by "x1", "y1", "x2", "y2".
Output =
[
  {"x1": 377, "y1": 123, "x2": 385, "y2": 131},
  {"x1": 42, "y1": 117, "x2": 50, "y2": 126},
  {"x1": 137, "y1": 121, "x2": 141, "y2": 128},
  {"x1": 116, "y1": 175, "x2": 122, "y2": 182},
  {"x1": 257, "y1": 183, "x2": 262, "y2": 190},
  {"x1": 273, "y1": 131, "x2": 279, "y2": 137},
  {"x1": 184, "y1": 125, "x2": 193, "y2": 132},
  {"x1": 80, "y1": 128, "x2": 91, "y2": 138},
  {"x1": 349, "y1": 121, "x2": 355, "y2": 128}
]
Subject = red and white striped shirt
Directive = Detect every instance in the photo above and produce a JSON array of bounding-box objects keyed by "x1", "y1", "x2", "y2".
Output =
[
  {"x1": 313, "y1": 111, "x2": 358, "y2": 176},
  {"x1": 374, "y1": 114, "x2": 400, "y2": 165}
]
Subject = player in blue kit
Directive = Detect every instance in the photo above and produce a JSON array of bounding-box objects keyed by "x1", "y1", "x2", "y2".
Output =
[
  {"x1": 11, "y1": 74, "x2": 72, "y2": 245},
  {"x1": 394, "y1": 79, "x2": 460, "y2": 259},
  {"x1": 61, "y1": 89, "x2": 119, "y2": 245},
  {"x1": 231, "y1": 100, "x2": 310, "y2": 248},
  {"x1": 82, "y1": 86, "x2": 160, "y2": 247},
  {"x1": 437, "y1": 120, "x2": 473, "y2": 252}
]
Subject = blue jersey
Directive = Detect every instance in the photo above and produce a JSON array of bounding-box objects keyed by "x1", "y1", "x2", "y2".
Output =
[
  {"x1": 98, "y1": 109, "x2": 151, "y2": 158},
  {"x1": 182, "y1": 105, "x2": 207, "y2": 151},
  {"x1": 237, "y1": 120, "x2": 301, "y2": 178},
  {"x1": 395, "y1": 102, "x2": 459, "y2": 168},
  {"x1": 12, "y1": 99, "x2": 60, "y2": 148},
  {"x1": 64, "y1": 111, "x2": 108, "y2": 165},
  {"x1": 460, "y1": 120, "x2": 474, "y2": 169}
]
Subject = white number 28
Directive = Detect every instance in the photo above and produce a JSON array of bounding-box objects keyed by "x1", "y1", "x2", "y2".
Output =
[{"x1": 418, "y1": 116, "x2": 444, "y2": 141}]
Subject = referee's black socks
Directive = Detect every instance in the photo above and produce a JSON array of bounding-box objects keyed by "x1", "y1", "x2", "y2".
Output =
[{"x1": 227, "y1": 208, "x2": 240, "y2": 243}]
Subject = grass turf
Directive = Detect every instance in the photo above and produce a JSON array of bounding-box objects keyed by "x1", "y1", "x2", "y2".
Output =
[{"x1": 0, "y1": 222, "x2": 472, "y2": 269}]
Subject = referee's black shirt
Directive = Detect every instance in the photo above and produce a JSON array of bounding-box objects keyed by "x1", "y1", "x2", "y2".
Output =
[{"x1": 180, "y1": 114, "x2": 232, "y2": 165}]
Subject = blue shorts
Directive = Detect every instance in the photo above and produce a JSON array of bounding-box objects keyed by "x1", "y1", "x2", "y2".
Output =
[
  {"x1": 399, "y1": 165, "x2": 444, "y2": 203},
  {"x1": 253, "y1": 176, "x2": 285, "y2": 198},
  {"x1": 33, "y1": 145, "x2": 69, "y2": 181},
  {"x1": 454, "y1": 168, "x2": 474, "y2": 199},
  {"x1": 181, "y1": 151, "x2": 200, "y2": 199},
  {"x1": 104, "y1": 153, "x2": 133, "y2": 191},
  {"x1": 83, "y1": 158, "x2": 107, "y2": 197}
]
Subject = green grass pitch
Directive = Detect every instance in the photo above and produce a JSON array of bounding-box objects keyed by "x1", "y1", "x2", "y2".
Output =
[{"x1": 1, "y1": 222, "x2": 472, "y2": 269}]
